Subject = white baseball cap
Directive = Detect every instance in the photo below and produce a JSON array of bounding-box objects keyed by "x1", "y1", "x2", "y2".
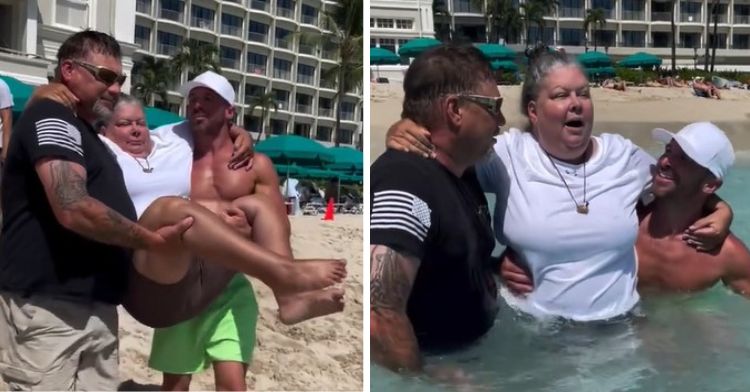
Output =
[
  {"x1": 179, "y1": 70, "x2": 236, "y2": 105},
  {"x1": 652, "y1": 122, "x2": 735, "y2": 179}
]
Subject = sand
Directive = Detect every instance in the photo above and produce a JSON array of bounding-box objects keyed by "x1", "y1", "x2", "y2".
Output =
[
  {"x1": 370, "y1": 83, "x2": 750, "y2": 162},
  {"x1": 1, "y1": 215, "x2": 363, "y2": 392}
]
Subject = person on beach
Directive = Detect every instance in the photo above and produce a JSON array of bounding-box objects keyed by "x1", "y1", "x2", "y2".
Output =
[
  {"x1": 385, "y1": 45, "x2": 732, "y2": 323},
  {"x1": 692, "y1": 77, "x2": 721, "y2": 99},
  {"x1": 0, "y1": 30, "x2": 344, "y2": 390},
  {"x1": 502, "y1": 122, "x2": 750, "y2": 299},
  {"x1": 370, "y1": 45, "x2": 503, "y2": 382}
]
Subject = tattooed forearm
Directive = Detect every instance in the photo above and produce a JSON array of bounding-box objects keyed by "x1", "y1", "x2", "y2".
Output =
[
  {"x1": 370, "y1": 245, "x2": 422, "y2": 372},
  {"x1": 49, "y1": 160, "x2": 88, "y2": 208}
]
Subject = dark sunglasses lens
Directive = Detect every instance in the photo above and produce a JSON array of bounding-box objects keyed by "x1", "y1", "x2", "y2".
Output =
[
  {"x1": 97, "y1": 69, "x2": 119, "y2": 85},
  {"x1": 117, "y1": 74, "x2": 127, "y2": 85}
]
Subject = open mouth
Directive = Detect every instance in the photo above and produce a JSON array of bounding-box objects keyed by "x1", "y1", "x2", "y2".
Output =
[
  {"x1": 656, "y1": 165, "x2": 675, "y2": 182},
  {"x1": 565, "y1": 119, "x2": 584, "y2": 128}
]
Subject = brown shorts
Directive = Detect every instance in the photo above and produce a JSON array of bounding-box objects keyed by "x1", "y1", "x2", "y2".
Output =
[
  {"x1": 0, "y1": 292, "x2": 118, "y2": 391},
  {"x1": 121, "y1": 259, "x2": 236, "y2": 328}
]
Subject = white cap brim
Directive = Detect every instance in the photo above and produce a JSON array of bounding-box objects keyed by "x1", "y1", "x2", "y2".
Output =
[
  {"x1": 651, "y1": 128, "x2": 674, "y2": 144},
  {"x1": 652, "y1": 127, "x2": 709, "y2": 176}
]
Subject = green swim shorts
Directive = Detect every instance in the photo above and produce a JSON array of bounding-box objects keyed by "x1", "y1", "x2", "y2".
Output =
[{"x1": 148, "y1": 274, "x2": 258, "y2": 374}]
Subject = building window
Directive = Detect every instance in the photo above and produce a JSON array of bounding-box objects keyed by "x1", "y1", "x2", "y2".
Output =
[
  {"x1": 244, "y1": 84, "x2": 266, "y2": 102},
  {"x1": 220, "y1": 46, "x2": 240, "y2": 69},
  {"x1": 560, "y1": 28, "x2": 584, "y2": 46},
  {"x1": 395, "y1": 19, "x2": 413, "y2": 29},
  {"x1": 316, "y1": 126, "x2": 332, "y2": 142},
  {"x1": 270, "y1": 119, "x2": 287, "y2": 135},
  {"x1": 376, "y1": 18, "x2": 394, "y2": 28},
  {"x1": 275, "y1": 27, "x2": 293, "y2": 49},
  {"x1": 248, "y1": 21, "x2": 268, "y2": 42},
  {"x1": 341, "y1": 101, "x2": 355, "y2": 121},
  {"x1": 157, "y1": 30, "x2": 183, "y2": 55},
  {"x1": 247, "y1": 52, "x2": 267, "y2": 74},
  {"x1": 370, "y1": 18, "x2": 375, "y2": 27},
  {"x1": 243, "y1": 115, "x2": 261, "y2": 132},
  {"x1": 379, "y1": 38, "x2": 396, "y2": 53},
  {"x1": 297, "y1": 64, "x2": 315, "y2": 85},
  {"x1": 56, "y1": 0, "x2": 89, "y2": 28},
  {"x1": 301, "y1": 4, "x2": 317, "y2": 24},
  {"x1": 293, "y1": 123, "x2": 311, "y2": 138},
  {"x1": 338, "y1": 128, "x2": 353, "y2": 144},
  {"x1": 295, "y1": 94, "x2": 313, "y2": 113},
  {"x1": 135, "y1": 25, "x2": 151, "y2": 50},
  {"x1": 221, "y1": 13, "x2": 242, "y2": 36},
  {"x1": 273, "y1": 89, "x2": 290, "y2": 110},
  {"x1": 273, "y1": 58, "x2": 292, "y2": 80},
  {"x1": 191, "y1": 5, "x2": 215, "y2": 29}
]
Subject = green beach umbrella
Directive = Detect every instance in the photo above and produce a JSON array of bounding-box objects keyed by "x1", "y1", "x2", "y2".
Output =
[
  {"x1": 256, "y1": 134, "x2": 335, "y2": 164},
  {"x1": 585, "y1": 66, "x2": 616, "y2": 78},
  {"x1": 326, "y1": 146, "x2": 363, "y2": 172},
  {"x1": 0, "y1": 74, "x2": 36, "y2": 120},
  {"x1": 490, "y1": 60, "x2": 519, "y2": 72},
  {"x1": 577, "y1": 51, "x2": 612, "y2": 67},
  {"x1": 370, "y1": 47, "x2": 401, "y2": 65},
  {"x1": 398, "y1": 37, "x2": 442, "y2": 57},
  {"x1": 476, "y1": 43, "x2": 516, "y2": 60},
  {"x1": 618, "y1": 52, "x2": 662, "y2": 68},
  {"x1": 144, "y1": 106, "x2": 184, "y2": 130}
]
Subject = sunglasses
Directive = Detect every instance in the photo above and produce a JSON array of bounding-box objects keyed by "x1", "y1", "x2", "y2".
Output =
[
  {"x1": 73, "y1": 60, "x2": 127, "y2": 86},
  {"x1": 457, "y1": 94, "x2": 504, "y2": 118}
]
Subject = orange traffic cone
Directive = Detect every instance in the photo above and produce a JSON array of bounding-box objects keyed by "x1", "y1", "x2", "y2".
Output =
[{"x1": 322, "y1": 198, "x2": 335, "y2": 221}]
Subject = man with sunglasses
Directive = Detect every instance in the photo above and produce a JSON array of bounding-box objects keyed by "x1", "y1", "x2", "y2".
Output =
[
  {"x1": 0, "y1": 30, "x2": 193, "y2": 390},
  {"x1": 370, "y1": 45, "x2": 504, "y2": 383}
]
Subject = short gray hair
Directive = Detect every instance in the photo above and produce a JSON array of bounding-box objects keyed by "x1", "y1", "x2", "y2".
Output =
[
  {"x1": 521, "y1": 45, "x2": 586, "y2": 119},
  {"x1": 97, "y1": 93, "x2": 144, "y2": 127}
]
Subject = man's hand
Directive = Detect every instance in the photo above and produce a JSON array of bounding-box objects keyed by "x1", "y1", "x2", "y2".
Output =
[
  {"x1": 228, "y1": 123, "x2": 254, "y2": 171},
  {"x1": 28, "y1": 83, "x2": 79, "y2": 109},
  {"x1": 149, "y1": 216, "x2": 195, "y2": 248},
  {"x1": 498, "y1": 248, "x2": 533, "y2": 296},
  {"x1": 220, "y1": 205, "x2": 252, "y2": 238},
  {"x1": 385, "y1": 119, "x2": 436, "y2": 158}
]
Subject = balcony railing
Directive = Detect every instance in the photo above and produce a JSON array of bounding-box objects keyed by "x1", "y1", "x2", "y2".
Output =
[
  {"x1": 248, "y1": 32, "x2": 268, "y2": 43},
  {"x1": 191, "y1": 17, "x2": 214, "y2": 30},
  {"x1": 320, "y1": 80, "x2": 336, "y2": 89},
  {"x1": 298, "y1": 43, "x2": 316, "y2": 55},
  {"x1": 651, "y1": 12, "x2": 672, "y2": 22},
  {"x1": 136, "y1": 0, "x2": 151, "y2": 13},
  {"x1": 135, "y1": 37, "x2": 150, "y2": 51},
  {"x1": 680, "y1": 13, "x2": 702, "y2": 22},
  {"x1": 622, "y1": 10, "x2": 645, "y2": 20},
  {"x1": 322, "y1": 49, "x2": 337, "y2": 60},
  {"x1": 157, "y1": 43, "x2": 180, "y2": 56},
  {"x1": 318, "y1": 108, "x2": 333, "y2": 117},
  {"x1": 275, "y1": 37, "x2": 292, "y2": 50},
  {"x1": 221, "y1": 24, "x2": 242, "y2": 36},
  {"x1": 341, "y1": 112, "x2": 355, "y2": 121},
  {"x1": 250, "y1": 0, "x2": 270, "y2": 12},
  {"x1": 301, "y1": 14, "x2": 317, "y2": 25},
  {"x1": 220, "y1": 57, "x2": 240, "y2": 69},
  {"x1": 620, "y1": 39, "x2": 646, "y2": 47},
  {"x1": 601, "y1": 8, "x2": 615, "y2": 18},
  {"x1": 712, "y1": 15, "x2": 728, "y2": 23},
  {"x1": 731, "y1": 42, "x2": 750, "y2": 49},
  {"x1": 159, "y1": 8, "x2": 183, "y2": 22},
  {"x1": 296, "y1": 104, "x2": 312, "y2": 114},
  {"x1": 276, "y1": 7, "x2": 294, "y2": 18},
  {"x1": 297, "y1": 74, "x2": 314, "y2": 84},
  {"x1": 277, "y1": 101, "x2": 289, "y2": 110},
  {"x1": 247, "y1": 64, "x2": 267, "y2": 75},
  {"x1": 558, "y1": 7, "x2": 584, "y2": 18},
  {"x1": 735, "y1": 15, "x2": 750, "y2": 24},
  {"x1": 273, "y1": 69, "x2": 291, "y2": 80}
]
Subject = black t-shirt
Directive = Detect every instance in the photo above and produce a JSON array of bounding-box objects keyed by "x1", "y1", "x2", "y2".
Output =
[
  {"x1": 0, "y1": 99, "x2": 137, "y2": 304},
  {"x1": 371, "y1": 150, "x2": 498, "y2": 350}
]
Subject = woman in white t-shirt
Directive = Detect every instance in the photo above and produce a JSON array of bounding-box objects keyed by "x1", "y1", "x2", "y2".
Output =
[{"x1": 385, "y1": 46, "x2": 730, "y2": 322}]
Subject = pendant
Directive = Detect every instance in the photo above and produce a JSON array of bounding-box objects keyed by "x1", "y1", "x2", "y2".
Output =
[
  {"x1": 576, "y1": 203, "x2": 589, "y2": 214},
  {"x1": 142, "y1": 167, "x2": 154, "y2": 173}
]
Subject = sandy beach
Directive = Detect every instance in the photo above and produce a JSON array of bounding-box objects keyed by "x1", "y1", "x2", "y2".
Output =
[
  {"x1": 371, "y1": 83, "x2": 750, "y2": 162},
  {"x1": 1, "y1": 215, "x2": 363, "y2": 392}
]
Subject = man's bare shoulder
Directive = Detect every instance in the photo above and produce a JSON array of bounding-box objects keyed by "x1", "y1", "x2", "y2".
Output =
[{"x1": 723, "y1": 234, "x2": 750, "y2": 264}]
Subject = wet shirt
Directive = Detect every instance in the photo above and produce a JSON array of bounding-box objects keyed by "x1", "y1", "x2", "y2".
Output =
[
  {"x1": 0, "y1": 99, "x2": 136, "y2": 304},
  {"x1": 371, "y1": 150, "x2": 498, "y2": 350}
]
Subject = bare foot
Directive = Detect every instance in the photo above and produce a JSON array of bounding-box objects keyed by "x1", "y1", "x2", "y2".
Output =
[
  {"x1": 277, "y1": 288, "x2": 345, "y2": 325},
  {"x1": 275, "y1": 258, "x2": 347, "y2": 294}
]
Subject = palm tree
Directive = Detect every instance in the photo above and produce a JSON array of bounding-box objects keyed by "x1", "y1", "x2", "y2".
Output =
[
  {"x1": 170, "y1": 39, "x2": 221, "y2": 80},
  {"x1": 710, "y1": 1, "x2": 720, "y2": 72},
  {"x1": 704, "y1": 0, "x2": 718, "y2": 71},
  {"x1": 246, "y1": 92, "x2": 279, "y2": 143},
  {"x1": 433, "y1": 0, "x2": 453, "y2": 41},
  {"x1": 670, "y1": 0, "x2": 677, "y2": 71},
  {"x1": 131, "y1": 55, "x2": 172, "y2": 107},
  {"x1": 583, "y1": 8, "x2": 607, "y2": 51},
  {"x1": 522, "y1": 1, "x2": 546, "y2": 47},
  {"x1": 302, "y1": 0, "x2": 362, "y2": 147}
]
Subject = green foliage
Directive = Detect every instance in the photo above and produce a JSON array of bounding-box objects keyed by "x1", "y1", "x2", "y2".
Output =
[{"x1": 131, "y1": 55, "x2": 172, "y2": 106}]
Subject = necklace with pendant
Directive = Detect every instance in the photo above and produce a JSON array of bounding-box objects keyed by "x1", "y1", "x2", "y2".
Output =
[
  {"x1": 546, "y1": 152, "x2": 588, "y2": 214},
  {"x1": 132, "y1": 156, "x2": 154, "y2": 173}
]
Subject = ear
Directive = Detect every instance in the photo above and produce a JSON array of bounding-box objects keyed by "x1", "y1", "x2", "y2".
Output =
[
  {"x1": 226, "y1": 105, "x2": 236, "y2": 121},
  {"x1": 444, "y1": 96, "x2": 462, "y2": 131},
  {"x1": 527, "y1": 100, "x2": 538, "y2": 126},
  {"x1": 59, "y1": 60, "x2": 75, "y2": 83},
  {"x1": 702, "y1": 177, "x2": 722, "y2": 195}
]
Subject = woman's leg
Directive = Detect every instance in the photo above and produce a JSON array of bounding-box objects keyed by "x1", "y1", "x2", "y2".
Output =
[{"x1": 133, "y1": 196, "x2": 346, "y2": 297}]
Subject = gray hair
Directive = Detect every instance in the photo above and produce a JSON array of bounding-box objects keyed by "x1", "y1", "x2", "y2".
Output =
[
  {"x1": 97, "y1": 93, "x2": 144, "y2": 128},
  {"x1": 521, "y1": 45, "x2": 587, "y2": 119}
]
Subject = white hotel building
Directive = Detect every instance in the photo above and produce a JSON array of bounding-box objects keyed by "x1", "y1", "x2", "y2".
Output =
[
  {"x1": 0, "y1": 0, "x2": 362, "y2": 148},
  {"x1": 370, "y1": 0, "x2": 750, "y2": 70}
]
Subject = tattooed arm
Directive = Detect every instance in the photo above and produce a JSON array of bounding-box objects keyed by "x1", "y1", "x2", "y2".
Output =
[
  {"x1": 35, "y1": 157, "x2": 171, "y2": 249},
  {"x1": 370, "y1": 244, "x2": 422, "y2": 372}
]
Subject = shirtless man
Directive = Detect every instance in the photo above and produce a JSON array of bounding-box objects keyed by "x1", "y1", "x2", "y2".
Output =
[{"x1": 502, "y1": 122, "x2": 750, "y2": 298}]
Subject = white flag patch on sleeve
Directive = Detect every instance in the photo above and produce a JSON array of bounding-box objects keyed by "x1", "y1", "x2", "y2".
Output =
[
  {"x1": 371, "y1": 190, "x2": 431, "y2": 242},
  {"x1": 35, "y1": 118, "x2": 83, "y2": 156}
]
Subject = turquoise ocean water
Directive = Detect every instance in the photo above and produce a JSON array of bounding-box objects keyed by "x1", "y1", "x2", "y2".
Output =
[{"x1": 371, "y1": 160, "x2": 750, "y2": 392}]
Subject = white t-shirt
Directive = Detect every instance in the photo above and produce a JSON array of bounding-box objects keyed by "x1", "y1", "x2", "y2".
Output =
[
  {"x1": 0, "y1": 79, "x2": 14, "y2": 148},
  {"x1": 476, "y1": 128, "x2": 655, "y2": 321},
  {"x1": 100, "y1": 121, "x2": 193, "y2": 218}
]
